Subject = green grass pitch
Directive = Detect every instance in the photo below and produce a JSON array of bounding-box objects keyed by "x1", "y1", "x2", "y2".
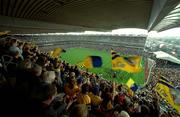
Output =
[{"x1": 61, "y1": 48, "x2": 145, "y2": 85}]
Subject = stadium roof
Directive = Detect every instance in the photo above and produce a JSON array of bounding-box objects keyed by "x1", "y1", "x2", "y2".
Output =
[
  {"x1": 153, "y1": 51, "x2": 180, "y2": 64},
  {"x1": 0, "y1": 0, "x2": 180, "y2": 34}
]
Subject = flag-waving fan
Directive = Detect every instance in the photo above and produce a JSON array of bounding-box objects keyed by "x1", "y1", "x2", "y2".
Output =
[{"x1": 111, "y1": 49, "x2": 141, "y2": 73}]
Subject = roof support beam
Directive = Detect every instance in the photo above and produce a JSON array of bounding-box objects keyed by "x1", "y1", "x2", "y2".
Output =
[
  {"x1": 148, "y1": 0, "x2": 179, "y2": 31},
  {"x1": 0, "y1": 15, "x2": 93, "y2": 34}
]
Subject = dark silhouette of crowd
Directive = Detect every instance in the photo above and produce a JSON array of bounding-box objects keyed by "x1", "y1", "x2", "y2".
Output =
[{"x1": 0, "y1": 37, "x2": 178, "y2": 117}]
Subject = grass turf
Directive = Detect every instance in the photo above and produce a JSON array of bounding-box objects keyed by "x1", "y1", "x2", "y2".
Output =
[{"x1": 61, "y1": 48, "x2": 145, "y2": 85}]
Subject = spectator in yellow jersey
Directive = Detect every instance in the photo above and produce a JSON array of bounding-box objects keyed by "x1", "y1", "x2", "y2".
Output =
[
  {"x1": 89, "y1": 86, "x2": 102, "y2": 107},
  {"x1": 64, "y1": 77, "x2": 80, "y2": 101},
  {"x1": 77, "y1": 84, "x2": 91, "y2": 104}
]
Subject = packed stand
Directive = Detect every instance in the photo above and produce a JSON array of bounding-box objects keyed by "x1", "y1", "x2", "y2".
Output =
[{"x1": 0, "y1": 37, "x2": 177, "y2": 117}]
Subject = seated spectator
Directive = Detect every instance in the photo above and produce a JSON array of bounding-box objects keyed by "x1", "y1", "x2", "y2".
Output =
[
  {"x1": 31, "y1": 84, "x2": 67, "y2": 117},
  {"x1": 70, "y1": 104, "x2": 88, "y2": 117}
]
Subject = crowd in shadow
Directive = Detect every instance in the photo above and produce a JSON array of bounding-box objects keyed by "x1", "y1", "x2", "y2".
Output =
[{"x1": 0, "y1": 37, "x2": 178, "y2": 117}]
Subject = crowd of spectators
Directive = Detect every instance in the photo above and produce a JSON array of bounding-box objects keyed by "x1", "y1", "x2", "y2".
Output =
[
  {"x1": 0, "y1": 37, "x2": 179, "y2": 117},
  {"x1": 150, "y1": 68, "x2": 180, "y2": 87}
]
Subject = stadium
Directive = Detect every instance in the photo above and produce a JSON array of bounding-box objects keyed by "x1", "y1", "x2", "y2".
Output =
[{"x1": 0, "y1": 0, "x2": 180, "y2": 117}]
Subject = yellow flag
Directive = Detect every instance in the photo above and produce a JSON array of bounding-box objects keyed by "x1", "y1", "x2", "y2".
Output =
[
  {"x1": 126, "y1": 78, "x2": 135, "y2": 88},
  {"x1": 155, "y1": 78, "x2": 180, "y2": 114},
  {"x1": 111, "y1": 49, "x2": 141, "y2": 73},
  {"x1": 50, "y1": 48, "x2": 66, "y2": 58},
  {"x1": 51, "y1": 48, "x2": 62, "y2": 58}
]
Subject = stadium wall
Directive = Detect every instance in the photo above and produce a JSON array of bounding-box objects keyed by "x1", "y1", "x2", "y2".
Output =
[{"x1": 12, "y1": 35, "x2": 146, "y2": 55}]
